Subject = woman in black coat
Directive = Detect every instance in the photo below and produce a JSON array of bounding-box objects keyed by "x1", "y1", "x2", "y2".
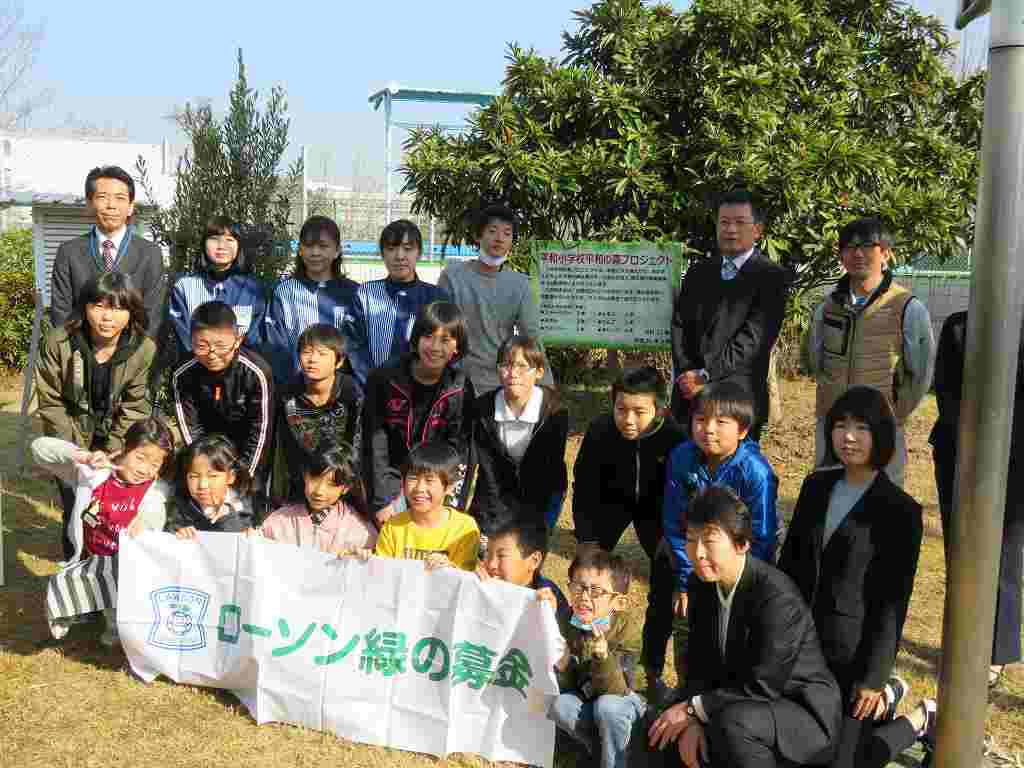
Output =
[
  {"x1": 467, "y1": 336, "x2": 568, "y2": 537},
  {"x1": 778, "y1": 386, "x2": 924, "y2": 768},
  {"x1": 649, "y1": 486, "x2": 841, "y2": 768}
]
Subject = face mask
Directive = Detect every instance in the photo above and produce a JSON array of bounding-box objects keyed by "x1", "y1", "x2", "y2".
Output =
[
  {"x1": 570, "y1": 613, "x2": 612, "y2": 633},
  {"x1": 479, "y1": 251, "x2": 507, "y2": 267}
]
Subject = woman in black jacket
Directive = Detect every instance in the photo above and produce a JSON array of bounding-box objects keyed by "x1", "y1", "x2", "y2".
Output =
[
  {"x1": 361, "y1": 301, "x2": 474, "y2": 524},
  {"x1": 778, "y1": 386, "x2": 924, "y2": 768},
  {"x1": 468, "y1": 336, "x2": 568, "y2": 536}
]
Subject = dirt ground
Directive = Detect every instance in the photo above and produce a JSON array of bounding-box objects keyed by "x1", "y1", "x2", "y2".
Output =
[{"x1": 0, "y1": 376, "x2": 1019, "y2": 767}]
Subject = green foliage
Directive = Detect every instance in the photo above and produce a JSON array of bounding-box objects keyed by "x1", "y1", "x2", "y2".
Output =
[
  {"x1": 0, "y1": 270, "x2": 36, "y2": 369},
  {"x1": 0, "y1": 228, "x2": 32, "y2": 272},
  {"x1": 402, "y1": 0, "x2": 985, "y2": 292},
  {"x1": 136, "y1": 49, "x2": 302, "y2": 283}
]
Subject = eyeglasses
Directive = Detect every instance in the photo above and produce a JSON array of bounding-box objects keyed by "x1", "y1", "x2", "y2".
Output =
[
  {"x1": 193, "y1": 341, "x2": 236, "y2": 355},
  {"x1": 567, "y1": 582, "x2": 619, "y2": 600},
  {"x1": 498, "y1": 363, "x2": 535, "y2": 375},
  {"x1": 840, "y1": 241, "x2": 884, "y2": 254}
]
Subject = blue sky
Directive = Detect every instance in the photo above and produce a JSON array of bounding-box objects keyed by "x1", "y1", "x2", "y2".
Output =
[{"x1": 24, "y1": 0, "x2": 984, "y2": 187}]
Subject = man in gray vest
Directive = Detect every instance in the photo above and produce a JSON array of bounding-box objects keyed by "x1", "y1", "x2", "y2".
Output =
[{"x1": 806, "y1": 217, "x2": 934, "y2": 486}]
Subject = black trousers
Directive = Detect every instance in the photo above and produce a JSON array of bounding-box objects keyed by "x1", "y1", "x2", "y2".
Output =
[
  {"x1": 659, "y1": 699, "x2": 831, "y2": 768},
  {"x1": 934, "y1": 446, "x2": 1023, "y2": 666},
  {"x1": 55, "y1": 477, "x2": 77, "y2": 560},
  {"x1": 594, "y1": 511, "x2": 678, "y2": 677}
]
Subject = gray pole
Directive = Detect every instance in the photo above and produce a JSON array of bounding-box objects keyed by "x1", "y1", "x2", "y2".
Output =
[
  {"x1": 385, "y1": 92, "x2": 393, "y2": 225},
  {"x1": 301, "y1": 145, "x2": 309, "y2": 224},
  {"x1": 936, "y1": 1, "x2": 1024, "y2": 764}
]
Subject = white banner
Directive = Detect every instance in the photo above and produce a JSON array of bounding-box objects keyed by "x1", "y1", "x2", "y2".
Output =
[{"x1": 117, "y1": 533, "x2": 561, "y2": 766}]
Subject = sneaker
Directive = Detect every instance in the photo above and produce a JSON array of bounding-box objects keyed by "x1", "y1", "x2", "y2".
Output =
[{"x1": 881, "y1": 675, "x2": 908, "y2": 721}]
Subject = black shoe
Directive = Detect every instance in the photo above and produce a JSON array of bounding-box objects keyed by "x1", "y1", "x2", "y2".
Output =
[{"x1": 881, "y1": 675, "x2": 908, "y2": 721}]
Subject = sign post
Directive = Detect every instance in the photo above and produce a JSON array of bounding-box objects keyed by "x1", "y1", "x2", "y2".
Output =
[{"x1": 937, "y1": 1, "x2": 1024, "y2": 765}]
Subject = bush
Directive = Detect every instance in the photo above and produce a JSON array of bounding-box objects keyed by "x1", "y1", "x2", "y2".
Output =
[
  {"x1": 0, "y1": 270, "x2": 37, "y2": 369},
  {"x1": 0, "y1": 228, "x2": 32, "y2": 272}
]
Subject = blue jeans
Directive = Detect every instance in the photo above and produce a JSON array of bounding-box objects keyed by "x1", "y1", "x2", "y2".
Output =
[{"x1": 549, "y1": 691, "x2": 646, "y2": 768}]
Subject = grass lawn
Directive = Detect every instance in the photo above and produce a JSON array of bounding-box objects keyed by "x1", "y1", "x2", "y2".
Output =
[{"x1": 0, "y1": 376, "x2": 1021, "y2": 767}]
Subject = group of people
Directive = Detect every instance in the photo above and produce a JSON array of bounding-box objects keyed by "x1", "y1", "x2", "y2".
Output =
[{"x1": 31, "y1": 165, "x2": 1005, "y2": 768}]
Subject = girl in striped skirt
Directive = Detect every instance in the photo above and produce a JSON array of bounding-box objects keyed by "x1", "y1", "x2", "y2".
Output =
[{"x1": 36, "y1": 418, "x2": 175, "y2": 646}]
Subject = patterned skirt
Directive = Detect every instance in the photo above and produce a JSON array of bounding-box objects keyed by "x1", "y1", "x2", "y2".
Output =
[{"x1": 45, "y1": 555, "x2": 118, "y2": 639}]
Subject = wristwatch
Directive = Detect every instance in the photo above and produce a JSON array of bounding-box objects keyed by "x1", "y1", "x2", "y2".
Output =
[{"x1": 685, "y1": 700, "x2": 697, "y2": 719}]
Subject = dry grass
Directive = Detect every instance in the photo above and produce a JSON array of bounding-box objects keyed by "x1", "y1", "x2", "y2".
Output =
[{"x1": 0, "y1": 377, "x2": 1021, "y2": 767}]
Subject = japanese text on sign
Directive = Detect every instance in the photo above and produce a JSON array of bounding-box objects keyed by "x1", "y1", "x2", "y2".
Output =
[{"x1": 531, "y1": 242, "x2": 683, "y2": 349}]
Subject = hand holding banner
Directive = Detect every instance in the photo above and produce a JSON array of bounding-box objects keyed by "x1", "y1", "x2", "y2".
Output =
[{"x1": 117, "y1": 532, "x2": 561, "y2": 766}]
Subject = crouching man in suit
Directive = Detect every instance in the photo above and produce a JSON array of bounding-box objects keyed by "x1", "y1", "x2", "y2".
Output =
[{"x1": 648, "y1": 486, "x2": 841, "y2": 768}]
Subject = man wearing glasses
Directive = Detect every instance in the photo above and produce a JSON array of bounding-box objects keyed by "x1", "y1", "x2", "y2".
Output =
[
  {"x1": 806, "y1": 217, "x2": 934, "y2": 486},
  {"x1": 671, "y1": 189, "x2": 789, "y2": 441}
]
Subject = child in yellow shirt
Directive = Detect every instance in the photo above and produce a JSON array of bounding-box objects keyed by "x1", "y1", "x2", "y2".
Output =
[{"x1": 372, "y1": 441, "x2": 480, "y2": 571}]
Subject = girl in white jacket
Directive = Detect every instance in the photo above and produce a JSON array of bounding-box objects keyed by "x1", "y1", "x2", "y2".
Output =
[{"x1": 34, "y1": 417, "x2": 175, "y2": 646}]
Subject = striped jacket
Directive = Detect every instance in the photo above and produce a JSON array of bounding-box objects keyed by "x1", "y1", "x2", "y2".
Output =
[
  {"x1": 346, "y1": 277, "x2": 448, "y2": 390},
  {"x1": 263, "y1": 275, "x2": 358, "y2": 385},
  {"x1": 170, "y1": 347, "x2": 275, "y2": 483},
  {"x1": 169, "y1": 272, "x2": 267, "y2": 355}
]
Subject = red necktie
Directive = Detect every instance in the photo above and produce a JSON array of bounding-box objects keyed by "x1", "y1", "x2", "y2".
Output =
[{"x1": 102, "y1": 239, "x2": 114, "y2": 271}]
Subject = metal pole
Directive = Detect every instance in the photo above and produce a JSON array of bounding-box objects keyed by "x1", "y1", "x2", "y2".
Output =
[
  {"x1": 430, "y1": 216, "x2": 436, "y2": 261},
  {"x1": 301, "y1": 145, "x2": 309, "y2": 223},
  {"x1": 936, "y1": 1, "x2": 1024, "y2": 764},
  {"x1": 385, "y1": 92, "x2": 393, "y2": 225}
]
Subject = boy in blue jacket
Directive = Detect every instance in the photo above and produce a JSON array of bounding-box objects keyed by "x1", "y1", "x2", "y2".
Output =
[{"x1": 662, "y1": 381, "x2": 778, "y2": 656}]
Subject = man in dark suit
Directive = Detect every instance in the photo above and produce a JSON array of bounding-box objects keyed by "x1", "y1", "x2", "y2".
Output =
[
  {"x1": 49, "y1": 165, "x2": 165, "y2": 335},
  {"x1": 671, "y1": 189, "x2": 789, "y2": 440},
  {"x1": 649, "y1": 486, "x2": 841, "y2": 768}
]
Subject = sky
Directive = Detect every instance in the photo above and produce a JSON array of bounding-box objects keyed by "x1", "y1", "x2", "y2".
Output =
[{"x1": 20, "y1": 0, "x2": 986, "y2": 188}]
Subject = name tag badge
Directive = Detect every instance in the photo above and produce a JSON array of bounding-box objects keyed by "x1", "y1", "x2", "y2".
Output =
[
  {"x1": 234, "y1": 306, "x2": 253, "y2": 334},
  {"x1": 333, "y1": 306, "x2": 349, "y2": 329}
]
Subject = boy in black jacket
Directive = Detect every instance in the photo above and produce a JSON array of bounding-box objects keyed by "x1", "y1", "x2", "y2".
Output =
[
  {"x1": 572, "y1": 366, "x2": 686, "y2": 706},
  {"x1": 170, "y1": 301, "x2": 275, "y2": 515},
  {"x1": 273, "y1": 323, "x2": 361, "y2": 504}
]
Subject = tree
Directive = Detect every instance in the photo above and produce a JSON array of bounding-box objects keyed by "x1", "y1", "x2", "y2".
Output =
[
  {"x1": 0, "y1": 1, "x2": 51, "y2": 130},
  {"x1": 402, "y1": 0, "x2": 985, "y2": 293},
  {"x1": 137, "y1": 48, "x2": 302, "y2": 283}
]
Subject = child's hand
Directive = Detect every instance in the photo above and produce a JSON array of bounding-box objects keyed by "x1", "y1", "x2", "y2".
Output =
[
  {"x1": 591, "y1": 625, "x2": 609, "y2": 660},
  {"x1": 673, "y1": 591, "x2": 688, "y2": 618},
  {"x1": 536, "y1": 587, "x2": 558, "y2": 614},
  {"x1": 555, "y1": 644, "x2": 571, "y2": 673},
  {"x1": 374, "y1": 503, "x2": 398, "y2": 527},
  {"x1": 72, "y1": 449, "x2": 113, "y2": 470},
  {"x1": 126, "y1": 518, "x2": 146, "y2": 539},
  {"x1": 475, "y1": 562, "x2": 492, "y2": 581},
  {"x1": 335, "y1": 547, "x2": 372, "y2": 561},
  {"x1": 243, "y1": 527, "x2": 261, "y2": 538},
  {"x1": 424, "y1": 553, "x2": 453, "y2": 571},
  {"x1": 175, "y1": 526, "x2": 199, "y2": 540}
]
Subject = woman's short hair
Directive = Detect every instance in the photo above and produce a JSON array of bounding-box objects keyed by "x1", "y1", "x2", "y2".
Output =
[
  {"x1": 688, "y1": 485, "x2": 753, "y2": 548},
  {"x1": 200, "y1": 216, "x2": 250, "y2": 274},
  {"x1": 296, "y1": 215, "x2": 344, "y2": 279},
  {"x1": 408, "y1": 301, "x2": 468, "y2": 362},
  {"x1": 824, "y1": 385, "x2": 897, "y2": 468},
  {"x1": 379, "y1": 219, "x2": 423, "y2": 255},
  {"x1": 496, "y1": 335, "x2": 546, "y2": 371},
  {"x1": 66, "y1": 271, "x2": 147, "y2": 339}
]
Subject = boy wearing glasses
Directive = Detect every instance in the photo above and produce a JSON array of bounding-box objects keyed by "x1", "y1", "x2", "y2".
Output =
[
  {"x1": 550, "y1": 548, "x2": 644, "y2": 768},
  {"x1": 806, "y1": 217, "x2": 934, "y2": 486},
  {"x1": 171, "y1": 301, "x2": 275, "y2": 513},
  {"x1": 468, "y1": 336, "x2": 569, "y2": 536}
]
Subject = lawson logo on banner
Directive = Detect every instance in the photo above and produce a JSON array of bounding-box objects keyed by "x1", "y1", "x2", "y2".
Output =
[
  {"x1": 116, "y1": 533, "x2": 562, "y2": 768},
  {"x1": 148, "y1": 586, "x2": 211, "y2": 651}
]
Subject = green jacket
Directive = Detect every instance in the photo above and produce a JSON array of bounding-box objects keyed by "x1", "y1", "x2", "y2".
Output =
[
  {"x1": 557, "y1": 611, "x2": 639, "y2": 698},
  {"x1": 36, "y1": 326, "x2": 154, "y2": 454}
]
